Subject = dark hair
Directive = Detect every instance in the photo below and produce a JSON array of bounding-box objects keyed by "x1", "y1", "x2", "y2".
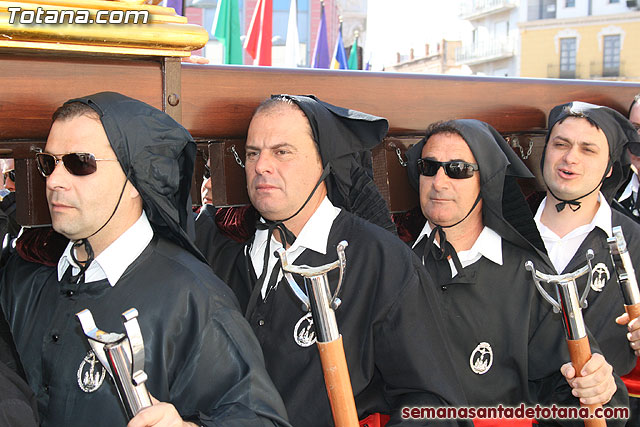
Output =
[
  {"x1": 51, "y1": 101, "x2": 99, "y2": 123},
  {"x1": 629, "y1": 93, "x2": 640, "y2": 118},
  {"x1": 555, "y1": 108, "x2": 601, "y2": 131},
  {"x1": 423, "y1": 120, "x2": 468, "y2": 145}
]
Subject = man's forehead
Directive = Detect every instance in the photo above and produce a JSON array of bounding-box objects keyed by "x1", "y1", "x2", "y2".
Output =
[
  {"x1": 47, "y1": 114, "x2": 112, "y2": 150},
  {"x1": 551, "y1": 116, "x2": 609, "y2": 147},
  {"x1": 423, "y1": 132, "x2": 474, "y2": 157},
  {"x1": 252, "y1": 103, "x2": 308, "y2": 125},
  {"x1": 248, "y1": 108, "x2": 313, "y2": 142}
]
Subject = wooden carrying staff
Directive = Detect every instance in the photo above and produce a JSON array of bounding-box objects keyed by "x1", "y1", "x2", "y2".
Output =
[
  {"x1": 608, "y1": 226, "x2": 640, "y2": 320},
  {"x1": 526, "y1": 253, "x2": 606, "y2": 427},
  {"x1": 76, "y1": 308, "x2": 152, "y2": 419},
  {"x1": 277, "y1": 241, "x2": 359, "y2": 427}
]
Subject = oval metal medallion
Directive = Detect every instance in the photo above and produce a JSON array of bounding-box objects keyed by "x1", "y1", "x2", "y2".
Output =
[
  {"x1": 469, "y1": 342, "x2": 493, "y2": 375},
  {"x1": 293, "y1": 312, "x2": 316, "y2": 347},
  {"x1": 590, "y1": 262, "x2": 610, "y2": 292},
  {"x1": 77, "y1": 350, "x2": 106, "y2": 393}
]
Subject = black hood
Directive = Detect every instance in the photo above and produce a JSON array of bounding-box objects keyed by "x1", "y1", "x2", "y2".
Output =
[
  {"x1": 406, "y1": 119, "x2": 542, "y2": 251},
  {"x1": 275, "y1": 95, "x2": 395, "y2": 232},
  {"x1": 67, "y1": 92, "x2": 204, "y2": 262},
  {"x1": 541, "y1": 101, "x2": 638, "y2": 202}
]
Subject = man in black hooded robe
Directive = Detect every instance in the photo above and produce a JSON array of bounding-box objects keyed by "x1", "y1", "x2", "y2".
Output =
[
  {"x1": 405, "y1": 119, "x2": 628, "y2": 425},
  {"x1": 532, "y1": 102, "x2": 640, "y2": 379},
  {"x1": 614, "y1": 94, "x2": 640, "y2": 223},
  {"x1": 0, "y1": 92, "x2": 289, "y2": 427},
  {"x1": 612, "y1": 94, "x2": 640, "y2": 426},
  {"x1": 196, "y1": 95, "x2": 468, "y2": 426}
]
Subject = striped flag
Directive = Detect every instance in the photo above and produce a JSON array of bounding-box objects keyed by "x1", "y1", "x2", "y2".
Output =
[
  {"x1": 330, "y1": 21, "x2": 348, "y2": 69},
  {"x1": 244, "y1": 0, "x2": 273, "y2": 66}
]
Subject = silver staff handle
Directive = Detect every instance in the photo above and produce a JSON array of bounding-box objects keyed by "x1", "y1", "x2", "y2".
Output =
[
  {"x1": 76, "y1": 308, "x2": 152, "y2": 419},
  {"x1": 277, "y1": 240, "x2": 358, "y2": 427},
  {"x1": 608, "y1": 226, "x2": 640, "y2": 309},
  {"x1": 524, "y1": 254, "x2": 606, "y2": 427}
]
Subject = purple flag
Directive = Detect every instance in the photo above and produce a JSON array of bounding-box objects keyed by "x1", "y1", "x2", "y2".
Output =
[{"x1": 311, "y1": 3, "x2": 330, "y2": 69}]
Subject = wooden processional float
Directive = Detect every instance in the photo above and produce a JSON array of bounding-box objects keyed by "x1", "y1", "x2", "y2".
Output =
[{"x1": 1, "y1": 1, "x2": 640, "y2": 424}]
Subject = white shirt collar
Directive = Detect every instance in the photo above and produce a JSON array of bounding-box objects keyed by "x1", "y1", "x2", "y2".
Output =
[
  {"x1": 618, "y1": 173, "x2": 639, "y2": 202},
  {"x1": 413, "y1": 221, "x2": 503, "y2": 278},
  {"x1": 250, "y1": 197, "x2": 341, "y2": 298},
  {"x1": 57, "y1": 211, "x2": 154, "y2": 286},
  {"x1": 534, "y1": 194, "x2": 612, "y2": 273},
  {"x1": 534, "y1": 193, "x2": 612, "y2": 239}
]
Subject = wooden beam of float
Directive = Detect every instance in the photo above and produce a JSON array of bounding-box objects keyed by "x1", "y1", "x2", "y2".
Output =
[
  {"x1": 3, "y1": 62, "x2": 639, "y2": 140},
  {"x1": 180, "y1": 65, "x2": 640, "y2": 137},
  {"x1": 1, "y1": 56, "x2": 639, "y2": 220}
]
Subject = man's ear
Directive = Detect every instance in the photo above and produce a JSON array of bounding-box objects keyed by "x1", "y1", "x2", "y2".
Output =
[
  {"x1": 128, "y1": 181, "x2": 141, "y2": 199},
  {"x1": 606, "y1": 160, "x2": 613, "y2": 178}
]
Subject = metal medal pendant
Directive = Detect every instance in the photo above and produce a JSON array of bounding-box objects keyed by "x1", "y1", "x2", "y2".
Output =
[
  {"x1": 293, "y1": 312, "x2": 316, "y2": 347},
  {"x1": 590, "y1": 263, "x2": 610, "y2": 292},
  {"x1": 77, "y1": 350, "x2": 106, "y2": 392},
  {"x1": 469, "y1": 342, "x2": 493, "y2": 375}
]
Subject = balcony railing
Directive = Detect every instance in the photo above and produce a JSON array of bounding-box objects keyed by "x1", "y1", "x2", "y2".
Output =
[
  {"x1": 547, "y1": 63, "x2": 582, "y2": 79},
  {"x1": 459, "y1": 0, "x2": 517, "y2": 19},
  {"x1": 590, "y1": 60, "x2": 626, "y2": 80},
  {"x1": 455, "y1": 37, "x2": 516, "y2": 64}
]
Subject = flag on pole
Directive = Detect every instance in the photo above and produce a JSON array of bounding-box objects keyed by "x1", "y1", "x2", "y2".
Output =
[
  {"x1": 285, "y1": 0, "x2": 301, "y2": 67},
  {"x1": 348, "y1": 31, "x2": 359, "y2": 70},
  {"x1": 213, "y1": 0, "x2": 243, "y2": 65},
  {"x1": 244, "y1": 0, "x2": 273, "y2": 66},
  {"x1": 330, "y1": 21, "x2": 348, "y2": 69},
  {"x1": 364, "y1": 52, "x2": 372, "y2": 70},
  {"x1": 311, "y1": 1, "x2": 330, "y2": 69}
]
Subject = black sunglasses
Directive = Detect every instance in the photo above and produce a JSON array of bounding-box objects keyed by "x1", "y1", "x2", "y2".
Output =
[
  {"x1": 35, "y1": 152, "x2": 118, "y2": 178},
  {"x1": 203, "y1": 164, "x2": 211, "y2": 180},
  {"x1": 3, "y1": 170, "x2": 15, "y2": 183},
  {"x1": 417, "y1": 158, "x2": 479, "y2": 179}
]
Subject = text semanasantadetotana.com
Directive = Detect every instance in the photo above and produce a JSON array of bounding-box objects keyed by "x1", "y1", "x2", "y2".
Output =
[{"x1": 401, "y1": 404, "x2": 629, "y2": 420}]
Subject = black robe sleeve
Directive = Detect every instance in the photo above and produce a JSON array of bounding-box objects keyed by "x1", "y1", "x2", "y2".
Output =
[{"x1": 0, "y1": 238, "x2": 290, "y2": 427}]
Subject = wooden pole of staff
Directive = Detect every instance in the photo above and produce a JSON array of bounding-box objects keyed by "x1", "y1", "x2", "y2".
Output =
[
  {"x1": 317, "y1": 337, "x2": 359, "y2": 427},
  {"x1": 566, "y1": 337, "x2": 606, "y2": 427}
]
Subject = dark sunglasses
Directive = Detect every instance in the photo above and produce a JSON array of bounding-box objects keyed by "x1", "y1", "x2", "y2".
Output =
[
  {"x1": 203, "y1": 164, "x2": 211, "y2": 180},
  {"x1": 35, "y1": 152, "x2": 118, "y2": 178},
  {"x1": 3, "y1": 170, "x2": 15, "y2": 183},
  {"x1": 417, "y1": 158, "x2": 479, "y2": 179}
]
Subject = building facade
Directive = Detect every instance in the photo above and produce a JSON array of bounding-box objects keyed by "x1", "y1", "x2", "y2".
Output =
[
  {"x1": 520, "y1": 0, "x2": 640, "y2": 81},
  {"x1": 456, "y1": 0, "x2": 524, "y2": 77},
  {"x1": 386, "y1": 41, "x2": 469, "y2": 75}
]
